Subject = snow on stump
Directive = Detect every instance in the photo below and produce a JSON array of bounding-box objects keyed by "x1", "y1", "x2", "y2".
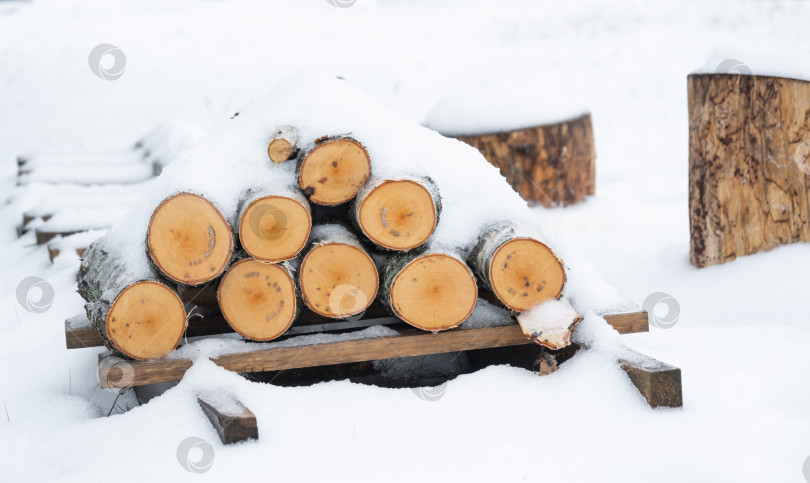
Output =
[{"x1": 688, "y1": 73, "x2": 810, "y2": 268}]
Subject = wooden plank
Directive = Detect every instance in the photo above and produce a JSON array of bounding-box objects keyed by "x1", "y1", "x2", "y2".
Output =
[
  {"x1": 619, "y1": 349, "x2": 683, "y2": 408},
  {"x1": 197, "y1": 397, "x2": 258, "y2": 445},
  {"x1": 66, "y1": 307, "x2": 648, "y2": 349}
]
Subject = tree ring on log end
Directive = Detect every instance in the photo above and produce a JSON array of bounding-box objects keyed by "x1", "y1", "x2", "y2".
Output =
[
  {"x1": 489, "y1": 238, "x2": 565, "y2": 312},
  {"x1": 390, "y1": 253, "x2": 477, "y2": 331},
  {"x1": 218, "y1": 259, "x2": 297, "y2": 341},
  {"x1": 300, "y1": 242, "x2": 378, "y2": 318},
  {"x1": 148, "y1": 192, "x2": 234, "y2": 285},
  {"x1": 268, "y1": 139, "x2": 293, "y2": 163},
  {"x1": 239, "y1": 195, "x2": 311, "y2": 263},
  {"x1": 357, "y1": 179, "x2": 437, "y2": 250},
  {"x1": 106, "y1": 281, "x2": 186, "y2": 360},
  {"x1": 298, "y1": 138, "x2": 371, "y2": 205}
]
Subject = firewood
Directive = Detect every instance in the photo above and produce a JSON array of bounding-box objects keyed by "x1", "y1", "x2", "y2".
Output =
[
  {"x1": 147, "y1": 192, "x2": 234, "y2": 286},
  {"x1": 688, "y1": 74, "x2": 810, "y2": 267},
  {"x1": 298, "y1": 224, "x2": 378, "y2": 318},
  {"x1": 237, "y1": 187, "x2": 312, "y2": 263},
  {"x1": 470, "y1": 225, "x2": 565, "y2": 312},
  {"x1": 77, "y1": 240, "x2": 186, "y2": 360},
  {"x1": 217, "y1": 257, "x2": 299, "y2": 341},
  {"x1": 297, "y1": 137, "x2": 371, "y2": 205},
  {"x1": 351, "y1": 176, "x2": 441, "y2": 251},
  {"x1": 267, "y1": 126, "x2": 299, "y2": 164},
  {"x1": 380, "y1": 249, "x2": 478, "y2": 331}
]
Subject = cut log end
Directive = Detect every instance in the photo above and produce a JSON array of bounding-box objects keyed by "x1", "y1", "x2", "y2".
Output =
[
  {"x1": 357, "y1": 179, "x2": 437, "y2": 250},
  {"x1": 298, "y1": 138, "x2": 371, "y2": 205},
  {"x1": 267, "y1": 139, "x2": 293, "y2": 164},
  {"x1": 218, "y1": 259, "x2": 297, "y2": 341},
  {"x1": 239, "y1": 195, "x2": 311, "y2": 263},
  {"x1": 106, "y1": 281, "x2": 186, "y2": 360},
  {"x1": 390, "y1": 254, "x2": 478, "y2": 331},
  {"x1": 300, "y1": 242, "x2": 378, "y2": 318},
  {"x1": 148, "y1": 193, "x2": 234, "y2": 285},
  {"x1": 490, "y1": 238, "x2": 565, "y2": 312}
]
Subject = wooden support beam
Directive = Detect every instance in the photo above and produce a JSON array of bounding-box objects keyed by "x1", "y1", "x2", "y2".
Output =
[
  {"x1": 197, "y1": 398, "x2": 258, "y2": 445},
  {"x1": 619, "y1": 349, "x2": 683, "y2": 408}
]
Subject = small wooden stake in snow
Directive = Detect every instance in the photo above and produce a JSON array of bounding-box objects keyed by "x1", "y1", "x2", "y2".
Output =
[
  {"x1": 197, "y1": 397, "x2": 258, "y2": 445},
  {"x1": 297, "y1": 137, "x2": 371, "y2": 205},
  {"x1": 217, "y1": 258, "x2": 299, "y2": 341},
  {"x1": 267, "y1": 126, "x2": 299, "y2": 164},
  {"x1": 147, "y1": 192, "x2": 234, "y2": 286},
  {"x1": 381, "y1": 250, "x2": 478, "y2": 331},
  {"x1": 351, "y1": 176, "x2": 441, "y2": 251}
]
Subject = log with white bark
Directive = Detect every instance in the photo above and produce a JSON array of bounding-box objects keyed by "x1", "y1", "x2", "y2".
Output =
[
  {"x1": 147, "y1": 192, "x2": 235, "y2": 286},
  {"x1": 217, "y1": 255, "x2": 299, "y2": 341},
  {"x1": 236, "y1": 186, "x2": 312, "y2": 263},
  {"x1": 77, "y1": 239, "x2": 186, "y2": 360},
  {"x1": 267, "y1": 126, "x2": 299, "y2": 164},
  {"x1": 298, "y1": 223, "x2": 378, "y2": 318},
  {"x1": 470, "y1": 224, "x2": 566, "y2": 312},
  {"x1": 297, "y1": 136, "x2": 372, "y2": 206},
  {"x1": 380, "y1": 249, "x2": 478, "y2": 331},
  {"x1": 350, "y1": 176, "x2": 441, "y2": 251}
]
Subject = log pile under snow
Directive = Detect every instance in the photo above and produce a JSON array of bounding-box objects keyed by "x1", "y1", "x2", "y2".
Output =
[{"x1": 76, "y1": 71, "x2": 582, "y2": 361}]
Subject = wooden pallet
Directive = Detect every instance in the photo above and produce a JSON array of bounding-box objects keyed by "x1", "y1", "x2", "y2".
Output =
[{"x1": 66, "y1": 302, "x2": 681, "y2": 444}]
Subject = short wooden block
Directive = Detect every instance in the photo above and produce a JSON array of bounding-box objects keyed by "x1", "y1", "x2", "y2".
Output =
[
  {"x1": 197, "y1": 397, "x2": 258, "y2": 445},
  {"x1": 619, "y1": 350, "x2": 683, "y2": 408}
]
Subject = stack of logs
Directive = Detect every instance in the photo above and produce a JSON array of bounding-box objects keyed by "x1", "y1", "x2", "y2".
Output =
[{"x1": 78, "y1": 131, "x2": 567, "y2": 361}]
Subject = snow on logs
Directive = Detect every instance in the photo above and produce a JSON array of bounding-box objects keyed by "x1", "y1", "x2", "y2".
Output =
[
  {"x1": 297, "y1": 137, "x2": 371, "y2": 205},
  {"x1": 267, "y1": 126, "x2": 299, "y2": 164},
  {"x1": 237, "y1": 187, "x2": 312, "y2": 263}
]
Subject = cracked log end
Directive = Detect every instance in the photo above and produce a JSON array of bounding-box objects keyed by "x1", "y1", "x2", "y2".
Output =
[
  {"x1": 107, "y1": 281, "x2": 186, "y2": 360},
  {"x1": 217, "y1": 259, "x2": 296, "y2": 341},
  {"x1": 516, "y1": 311, "x2": 580, "y2": 350},
  {"x1": 489, "y1": 238, "x2": 565, "y2": 312},
  {"x1": 300, "y1": 242, "x2": 378, "y2": 318},
  {"x1": 298, "y1": 138, "x2": 371, "y2": 205},
  {"x1": 148, "y1": 192, "x2": 234, "y2": 285}
]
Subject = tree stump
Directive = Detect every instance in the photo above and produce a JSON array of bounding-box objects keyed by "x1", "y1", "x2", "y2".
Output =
[
  {"x1": 453, "y1": 114, "x2": 595, "y2": 207},
  {"x1": 688, "y1": 74, "x2": 810, "y2": 268}
]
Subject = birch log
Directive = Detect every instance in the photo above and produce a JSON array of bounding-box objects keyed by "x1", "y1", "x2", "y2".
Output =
[
  {"x1": 297, "y1": 137, "x2": 372, "y2": 205},
  {"x1": 237, "y1": 186, "x2": 312, "y2": 263},
  {"x1": 267, "y1": 126, "x2": 299, "y2": 164}
]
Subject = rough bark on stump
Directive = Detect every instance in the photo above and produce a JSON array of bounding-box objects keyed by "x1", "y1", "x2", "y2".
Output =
[
  {"x1": 147, "y1": 192, "x2": 235, "y2": 286},
  {"x1": 237, "y1": 186, "x2": 312, "y2": 263},
  {"x1": 470, "y1": 224, "x2": 565, "y2": 313},
  {"x1": 298, "y1": 223, "x2": 378, "y2": 318},
  {"x1": 77, "y1": 239, "x2": 186, "y2": 360},
  {"x1": 267, "y1": 126, "x2": 299, "y2": 164},
  {"x1": 217, "y1": 254, "x2": 300, "y2": 341},
  {"x1": 688, "y1": 74, "x2": 810, "y2": 268},
  {"x1": 297, "y1": 136, "x2": 372, "y2": 206},
  {"x1": 380, "y1": 248, "x2": 478, "y2": 331},
  {"x1": 454, "y1": 114, "x2": 595, "y2": 207},
  {"x1": 350, "y1": 176, "x2": 441, "y2": 251}
]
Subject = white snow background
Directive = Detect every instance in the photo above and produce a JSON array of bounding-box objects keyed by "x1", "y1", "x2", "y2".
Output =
[{"x1": 1, "y1": 0, "x2": 809, "y2": 481}]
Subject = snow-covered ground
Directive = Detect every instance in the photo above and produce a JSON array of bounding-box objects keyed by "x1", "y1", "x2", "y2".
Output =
[{"x1": 1, "y1": 0, "x2": 810, "y2": 481}]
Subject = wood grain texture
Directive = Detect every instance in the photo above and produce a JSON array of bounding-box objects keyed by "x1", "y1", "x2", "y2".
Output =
[
  {"x1": 619, "y1": 349, "x2": 683, "y2": 408},
  {"x1": 688, "y1": 74, "x2": 810, "y2": 268},
  {"x1": 197, "y1": 397, "x2": 258, "y2": 444},
  {"x1": 455, "y1": 114, "x2": 595, "y2": 207}
]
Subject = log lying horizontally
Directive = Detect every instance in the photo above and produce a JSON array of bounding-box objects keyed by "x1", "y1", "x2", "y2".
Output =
[
  {"x1": 470, "y1": 225, "x2": 566, "y2": 312},
  {"x1": 147, "y1": 192, "x2": 234, "y2": 286},
  {"x1": 381, "y1": 249, "x2": 478, "y2": 331},
  {"x1": 297, "y1": 137, "x2": 371, "y2": 205},
  {"x1": 77, "y1": 240, "x2": 187, "y2": 360},
  {"x1": 351, "y1": 176, "x2": 441, "y2": 251},
  {"x1": 237, "y1": 186, "x2": 312, "y2": 263},
  {"x1": 298, "y1": 223, "x2": 379, "y2": 318},
  {"x1": 267, "y1": 126, "x2": 299, "y2": 164}
]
